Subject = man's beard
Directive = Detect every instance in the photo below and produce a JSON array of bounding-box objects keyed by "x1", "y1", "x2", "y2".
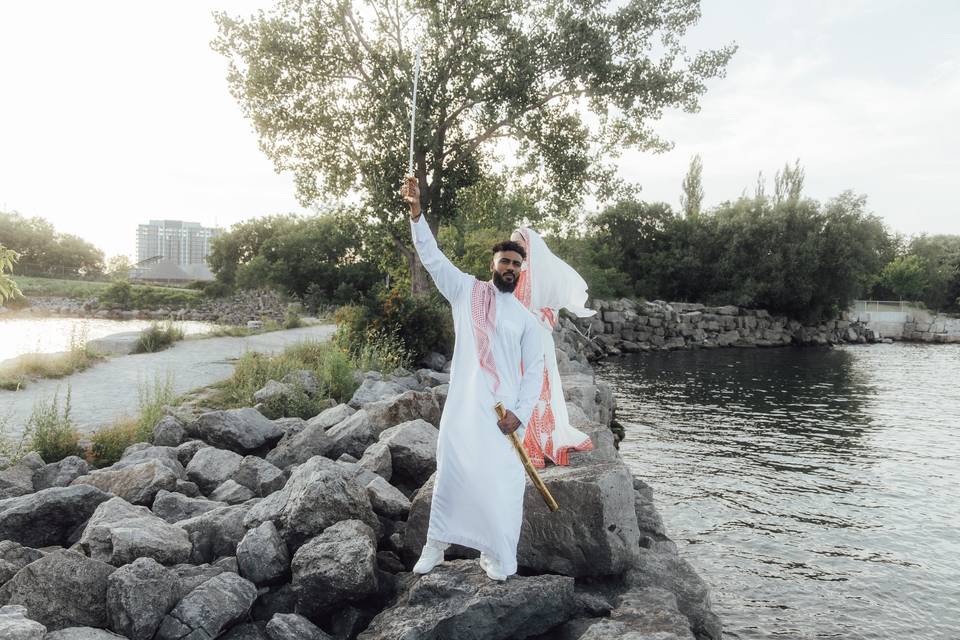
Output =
[{"x1": 492, "y1": 270, "x2": 517, "y2": 293}]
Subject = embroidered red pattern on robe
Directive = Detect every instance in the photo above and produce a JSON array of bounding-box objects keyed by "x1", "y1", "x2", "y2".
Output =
[{"x1": 471, "y1": 280, "x2": 500, "y2": 393}]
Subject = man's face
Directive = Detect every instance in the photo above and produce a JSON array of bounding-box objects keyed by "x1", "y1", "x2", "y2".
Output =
[{"x1": 491, "y1": 250, "x2": 523, "y2": 293}]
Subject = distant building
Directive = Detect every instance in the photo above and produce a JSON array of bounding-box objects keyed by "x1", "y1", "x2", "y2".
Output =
[{"x1": 134, "y1": 220, "x2": 220, "y2": 282}]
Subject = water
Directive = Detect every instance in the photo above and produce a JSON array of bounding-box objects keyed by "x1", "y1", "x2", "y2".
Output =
[
  {"x1": 595, "y1": 343, "x2": 960, "y2": 640},
  {"x1": 0, "y1": 317, "x2": 215, "y2": 362}
]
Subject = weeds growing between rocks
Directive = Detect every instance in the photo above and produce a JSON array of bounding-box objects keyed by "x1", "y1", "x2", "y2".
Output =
[
  {"x1": 20, "y1": 387, "x2": 83, "y2": 463},
  {"x1": 136, "y1": 321, "x2": 185, "y2": 353},
  {"x1": 90, "y1": 373, "x2": 176, "y2": 466}
]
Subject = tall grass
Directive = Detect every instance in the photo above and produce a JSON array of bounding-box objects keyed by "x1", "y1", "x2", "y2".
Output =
[
  {"x1": 89, "y1": 373, "x2": 176, "y2": 467},
  {"x1": 136, "y1": 322, "x2": 185, "y2": 353},
  {"x1": 21, "y1": 387, "x2": 83, "y2": 463},
  {"x1": 341, "y1": 326, "x2": 412, "y2": 375},
  {"x1": 0, "y1": 326, "x2": 100, "y2": 391}
]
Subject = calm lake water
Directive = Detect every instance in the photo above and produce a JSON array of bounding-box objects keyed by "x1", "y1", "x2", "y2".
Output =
[
  {"x1": 0, "y1": 317, "x2": 215, "y2": 362},
  {"x1": 596, "y1": 343, "x2": 960, "y2": 640}
]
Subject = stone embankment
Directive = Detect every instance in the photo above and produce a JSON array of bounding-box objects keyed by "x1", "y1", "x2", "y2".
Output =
[
  {"x1": 4, "y1": 290, "x2": 291, "y2": 325},
  {"x1": 569, "y1": 298, "x2": 893, "y2": 358},
  {"x1": 0, "y1": 336, "x2": 720, "y2": 639}
]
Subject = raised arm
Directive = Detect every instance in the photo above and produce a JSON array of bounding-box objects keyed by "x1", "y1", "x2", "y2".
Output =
[{"x1": 403, "y1": 176, "x2": 470, "y2": 303}]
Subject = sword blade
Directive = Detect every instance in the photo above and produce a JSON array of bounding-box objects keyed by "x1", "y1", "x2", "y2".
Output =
[{"x1": 407, "y1": 46, "x2": 422, "y2": 176}]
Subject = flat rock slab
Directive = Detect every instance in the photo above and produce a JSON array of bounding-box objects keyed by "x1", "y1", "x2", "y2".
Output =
[
  {"x1": 87, "y1": 332, "x2": 143, "y2": 356},
  {"x1": 0, "y1": 485, "x2": 112, "y2": 547}
]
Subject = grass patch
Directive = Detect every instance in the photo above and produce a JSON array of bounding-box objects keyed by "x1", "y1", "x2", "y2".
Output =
[
  {"x1": 136, "y1": 322, "x2": 185, "y2": 353},
  {"x1": 20, "y1": 387, "x2": 83, "y2": 463},
  {"x1": 10, "y1": 276, "x2": 203, "y2": 310},
  {"x1": 89, "y1": 374, "x2": 175, "y2": 467},
  {"x1": 0, "y1": 327, "x2": 101, "y2": 391},
  {"x1": 337, "y1": 325, "x2": 412, "y2": 375}
]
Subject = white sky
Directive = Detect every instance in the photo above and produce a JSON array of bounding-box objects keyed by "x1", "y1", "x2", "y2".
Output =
[{"x1": 0, "y1": 0, "x2": 958, "y2": 260}]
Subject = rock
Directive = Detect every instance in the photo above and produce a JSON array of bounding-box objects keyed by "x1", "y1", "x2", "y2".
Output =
[
  {"x1": 265, "y1": 612, "x2": 332, "y2": 640},
  {"x1": 419, "y1": 352, "x2": 446, "y2": 372},
  {"x1": 254, "y1": 380, "x2": 297, "y2": 406},
  {"x1": 210, "y1": 480, "x2": 257, "y2": 504},
  {"x1": 365, "y1": 476, "x2": 411, "y2": 519},
  {"x1": 305, "y1": 403, "x2": 356, "y2": 430},
  {"x1": 153, "y1": 416, "x2": 186, "y2": 447},
  {"x1": 347, "y1": 379, "x2": 407, "y2": 409},
  {"x1": 233, "y1": 456, "x2": 287, "y2": 497},
  {"x1": 176, "y1": 440, "x2": 208, "y2": 467},
  {"x1": 155, "y1": 572, "x2": 258, "y2": 640},
  {"x1": 43, "y1": 628, "x2": 126, "y2": 640},
  {"x1": 281, "y1": 370, "x2": 322, "y2": 397},
  {"x1": 152, "y1": 490, "x2": 227, "y2": 523},
  {"x1": 32, "y1": 456, "x2": 89, "y2": 491},
  {"x1": 106, "y1": 557, "x2": 180, "y2": 640},
  {"x1": 366, "y1": 391, "x2": 441, "y2": 432},
  {"x1": 273, "y1": 417, "x2": 308, "y2": 437},
  {"x1": 79, "y1": 497, "x2": 192, "y2": 566},
  {"x1": 179, "y1": 502, "x2": 257, "y2": 565},
  {"x1": 176, "y1": 480, "x2": 201, "y2": 497},
  {"x1": 220, "y1": 622, "x2": 271, "y2": 639},
  {"x1": 561, "y1": 586, "x2": 696, "y2": 640},
  {"x1": 251, "y1": 584, "x2": 297, "y2": 622},
  {"x1": 356, "y1": 442, "x2": 392, "y2": 482},
  {"x1": 266, "y1": 423, "x2": 334, "y2": 471},
  {"x1": 0, "y1": 485, "x2": 112, "y2": 547},
  {"x1": 290, "y1": 520, "x2": 378, "y2": 619},
  {"x1": 196, "y1": 408, "x2": 283, "y2": 454},
  {"x1": 0, "y1": 461, "x2": 37, "y2": 499},
  {"x1": 71, "y1": 460, "x2": 179, "y2": 506},
  {"x1": 0, "y1": 541, "x2": 44, "y2": 584},
  {"x1": 561, "y1": 374, "x2": 614, "y2": 428},
  {"x1": 185, "y1": 446, "x2": 244, "y2": 494},
  {"x1": 325, "y1": 410, "x2": 376, "y2": 460},
  {"x1": 244, "y1": 456, "x2": 378, "y2": 552},
  {"x1": 237, "y1": 522, "x2": 290, "y2": 586},
  {"x1": 378, "y1": 419, "x2": 438, "y2": 490},
  {"x1": 357, "y1": 560, "x2": 575, "y2": 640},
  {"x1": 0, "y1": 604, "x2": 46, "y2": 640},
  {"x1": 338, "y1": 453, "x2": 358, "y2": 463},
  {"x1": 431, "y1": 384, "x2": 448, "y2": 413},
  {"x1": 415, "y1": 369, "x2": 449, "y2": 388},
  {"x1": 170, "y1": 564, "x2": 228, "y2": 600},
  {"x1": 0, "y1": 549, "x2": 115, "y2": 630},
  {"x1": 214, "y1": 556, "x2": 240, "y2": 574}
]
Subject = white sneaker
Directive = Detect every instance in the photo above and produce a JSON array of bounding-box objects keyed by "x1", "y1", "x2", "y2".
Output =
[
  {"x1": 413, "y1": 541, "x2": 447, "y2": 575},
  {"x1": 479, "y1": 553, "x2": 507, "y2": 581}
]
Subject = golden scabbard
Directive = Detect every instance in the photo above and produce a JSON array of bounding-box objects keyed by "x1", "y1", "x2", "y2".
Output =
[{"x1": 494, "y1": 402, "x2": 560, "y2": 512}]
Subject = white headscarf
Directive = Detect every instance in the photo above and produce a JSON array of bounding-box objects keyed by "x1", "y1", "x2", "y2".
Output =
[{"x1": 514, "y1": 227, "x2": 596, "y2": 319}]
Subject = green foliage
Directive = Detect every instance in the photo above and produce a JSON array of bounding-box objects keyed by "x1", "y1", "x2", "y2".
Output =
[
  {"x1": 0, "y1": 244, "x2": 22, "y2": 304},
  {"x1": 680, "y1": 155, "x2": 704, "y2": 219},
  {"x1": 283, "y1": 306, "x2": 303, "y2": 329},
  {"x1": 136, "y1": 322, "x2": 186, "y2": 353},
  {"x1": 98, "y1": 280, "x2": 201, "y2": 310},
  {"x1": 89, "y1": 419, "x2": 139, "y2": 468},
  {"x1": 90, "y1": 375, "x2": 176, "y2": 467},
  {"x1": 23, "y1": 388, "x2": 83, "y2": 463},
  {"x1": 0, "y1": 211, "x2": 104, "y2": 278},
  {"x1": 878, "y1": 255, "x2": 928, "y2": 301},
  {"x1": 899, "y1": 235, "x2": 960, "y2": 311}
]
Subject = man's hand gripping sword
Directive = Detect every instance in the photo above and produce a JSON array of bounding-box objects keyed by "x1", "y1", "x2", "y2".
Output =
[{"x1": 495, "y1": 402, "x2": 560, "y2": 512}]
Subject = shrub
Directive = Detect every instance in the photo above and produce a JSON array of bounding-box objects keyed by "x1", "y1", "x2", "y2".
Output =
[
  {"x1": 283, "y1": 307, "x2": 302, "y2": 329},
  {"x1": 89, "y1": 374, "x2": 175, "y2": 467},
  {"x1": 23, "y1": 388, "x2": 82, "y2": 463},
  {"x1": 136, "y1": 322, "x2": 185, "y2": 353},
  {"x1": 89, "y1": 419, "x2": 138, "y2": 467}
]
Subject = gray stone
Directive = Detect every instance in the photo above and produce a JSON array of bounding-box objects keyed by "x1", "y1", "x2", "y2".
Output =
[
  {"x1": 347, "y1": 379, "x2": 406, "y2": 409},
  {"x1": 365, "y1": 475, "x2": 411, "y2": 519},
  {"x1": 152, "y1": 490, "x2": 227, "y2": 523},
  {"x1": 0, "y1": 485, "x2": 112, "y2": 547},
  {"x1": 415, "y1": 369, "x2": 450, "y2": 388},
  {"x1": 0, "y1": 549, "x2": 115, "y2": 630},
  {"x1": 175, "y1": 479, "x2": 201, "y2": 497},
  {"x1": 220, "y1": 622, "x2": 271, "y2": 640},
  {"x1": 32, "y1": 456, "x2": 89, "y2": 491},
  {"x1": 176, "y1": 440, "x2": 208, "y2": 467},
  {"x1": 185, "y1": 446, "x2": 244, "y2": 494},
  {"x1": 325, "y1": 410, "x2": 376, "y2": 460},
  {"x1": 378, "y1": 419, "x2": 438, "y2": 490},
  {"x1": 356, "y1": 441, "x2": 392, "y2": 482},
  {"x1": 213, "y1": 556, "x2": 240, "y2": 574},
  {"x1": 196, "y1": 408, "x2": 283, "y2": 454},
  {"x1": 567, "y1": 587, "x2": 696, "y2": 640},
  {"x1": 265, "y1": 613, "x2": 332, "y2": 640},
  {"x1": 357, "y1": 560, "x2": 575, "y2": 640},
  {"x1": 106, "y1": 557, "x2": 180, "y2": 640},
  {"x1": 0, "y1": 604, "x2": 45, "y2": 640},
  {"x1": 251, "y1": 584, "x2": 296, "y2": 623},
  {"x1": 366, "y1": 391, "x2": 441, "y2": 432},
  {"x1": 419, "y1": 352, "x2": 446, "y2": 372},
  {"x1": 210, "y1": 480, "x2": 257, "y2": 504},
  {"x1": 281, "y1": 370, "x2": 321, "y2": 397},
  {"x1": 170, "y1": 564, "x2": 228, "y2": 600},
  {"x1": 0, "y1": 541, "x2": 43, "y2": 584},
  {"x1": 155, "y1": 572, "x2": 258, "y2": 640},
  {"x1": 79, "y1": 497, "x2": 192, "y2": 566},
  {"x1": 71, "y1": 460, "x2": 179, "y2": 506},
  {"x1": 431, "y1": 384, "x2": 448, "y2": 413},
  {"x1": 254, "y1": 380, "x2": 297, "y2": 406},
  {"x1": 153, "y1": 416, "x2": 186, "y2": 447},
  {"x1": 179, "y1": 502, "x2": 257, "y2": 564},
  {"x1": 290, "y1": 520, "x2": 378, "y2": 619},
  {"x1": 243, "y1": 456, "x2": 378, "y2": 552},
  {"x1": 237, "y1": 522, "x2": 290, "y2": 586},
  {"x1": 43, "y1": 628, "x2": 126, "y2": 640},
  {"x1": 0, "y1": 461, "x2": 37, "y2": 499},
  {"x1": 266, "y1": 424, "x2": 334, "y2": 471},
  {"x1": 305, "y1": 403, "x2": 356, "y2": 430},
  {"x1": 233, "y1": 456, "x2": 286, "y2": 497},
  {"x1": 111, "y1": 446, "x2": 186, "y2": 480}
]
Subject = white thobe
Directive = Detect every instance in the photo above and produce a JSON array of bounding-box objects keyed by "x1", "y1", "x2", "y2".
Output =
[{"x1": 411, "y1": 215, "x2": 544, "y2": 575}]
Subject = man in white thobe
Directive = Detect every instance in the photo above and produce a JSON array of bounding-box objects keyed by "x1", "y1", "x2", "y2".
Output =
[{"x1": 402, "y1": 176, "x2": 544, "y2": 581}]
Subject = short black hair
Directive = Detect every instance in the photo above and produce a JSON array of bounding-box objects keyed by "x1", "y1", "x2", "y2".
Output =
[{"x1": 491, "y1": 240, "x2": 526, "y2": 260}]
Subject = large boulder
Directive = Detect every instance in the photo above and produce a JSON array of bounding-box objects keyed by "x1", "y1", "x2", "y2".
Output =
[
  {"x1": 170, "y1": 564, "x2": 229, "y2": 600},
  {"x1": 32, "y1": 456, "x2": 89, "y2": 491},
  {"x1": 79, "y1": 497, "x2": 192, "y2": 566},
  {"x1": 265, "y1": 613, "x2": 332, "y2": 640},
  {"x1": 281, "y1": 370, "x2": 321, "y2": 397},
  {"x1": 324, "y1": 410, "x2": 376, "y2": 460},
  {"x1": 237, "y1": 522, "x2": 290, "y2": 586},
  {"x1": 347, "y1": 379, "x2": 407, "y2": 409},
  {"x1": 290, "y1": 520, "x2": 378, "y2": 620},
  {"x1": 0, "y1": 485, "x2": 112, "y2": 547},
  {"x1": 0, "y1": 541, "x2": 44, "y2": 584},
  {"x1": 155, "y1": 572, "x2": 258, "y2": 640},
  {"x1": 554, "y1": 586, "x2": 695, "y2": 640},
  {"x1": 210, "y1": 480, "x2": 256, "y2": 504},
  {"x1": 114, "y1": 445, "x2": 185, "y2": 477},
  {"x1": 365, "y1": 391, "x2": 441, "y2": 432},
  {"x1": 42, "y1": 629, "x2": 126, "y2": 640},
  {"x1": 233, "y1": 456, "x2": 286, "y2": 497},
  {"x1": 266, "y1": 424, "x2": 334, "y2": 470},
  {"x1": 306, "y1": 403, "x2": 356, "y2": 430},
  {"x1": 151, "y1": 490, "x2": 227, "y2": 524},
  {"x1": 153, "y1": 415, "x2": 187, "y2": 447},
  {"x1": 178, "y1": 502, "x2": 257, "y2": 564},
  {"x1": 377, "y1": 419, "x2": 438, "y2": 490},
  {"x1": 195, "y1": 408, "x2": 283, "y2": 454},
  {"x1": 185, "y1": 446, "x2": 244, "y2": 494},
  {"x1": 244, "y1": 456, "x2": 378, "y2": 552},
  {"x1": 0, "y1": 549, "x2": 115, "y2": 630},
  {"x1": 365, "y1": 476, "x2": 411, "y2": 520},
  {"x1": 71, "y1": 460, "x2": 179, "y2": 506},
  {"x1": 357, "y1": 560, "x2": 575, "y2": 640},
  {"x1": 560, "y1": 373, "x2": 615, "y2": 427},
  {"x1": 0, "y1": 604, "x2": 46, "y2": 639},
  {"x1": 105, "y1": 557, "x2": 181, "y2": 640},
  {"x1": 356, "y1": 441, "x2": 392, "y2": 482}
]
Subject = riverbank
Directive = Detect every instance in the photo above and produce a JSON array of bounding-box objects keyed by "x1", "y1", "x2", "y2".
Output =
[{"x1": 0, "y1": 325, "x2": 722, "y2": 639}]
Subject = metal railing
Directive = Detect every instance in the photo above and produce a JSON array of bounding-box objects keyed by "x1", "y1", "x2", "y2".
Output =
[{"x1": 853, "y1": 300, "x2": 916, "y2": 313}]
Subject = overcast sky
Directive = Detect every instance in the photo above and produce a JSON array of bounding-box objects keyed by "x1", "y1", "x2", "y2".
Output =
[{"x1": 0, "y1": 0, "x2": 957, "y2": 259}]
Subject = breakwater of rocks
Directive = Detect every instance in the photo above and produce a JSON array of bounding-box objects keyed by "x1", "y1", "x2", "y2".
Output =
[{"x1": 0, "y1": 335, "x2": 721, "y2": 639}]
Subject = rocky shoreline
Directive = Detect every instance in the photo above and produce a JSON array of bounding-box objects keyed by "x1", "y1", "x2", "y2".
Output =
[{"x1": 0, "y1": 328, "x2": 720, "y2": 640}]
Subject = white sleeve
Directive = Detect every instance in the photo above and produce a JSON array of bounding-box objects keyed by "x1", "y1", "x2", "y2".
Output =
[
  {"x1": 410, "y1": 214, "x2": 470, "y2": 303},
  {"x1": 514, "y1": 316, "x2": 545, "y2": 429}
]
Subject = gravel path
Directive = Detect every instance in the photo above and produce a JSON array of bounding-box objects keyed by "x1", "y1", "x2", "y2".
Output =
[{"x1": 0, "y1": 324, "x2": 336, "y2": 439}]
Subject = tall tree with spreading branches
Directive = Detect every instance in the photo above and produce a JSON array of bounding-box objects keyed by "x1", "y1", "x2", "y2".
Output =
[
  {"x1": 214, "y1": 0, "x2": 735, "y2": 293},
  {"x1": 680, "y1": 153, "x2": 704, "y2": 219}
]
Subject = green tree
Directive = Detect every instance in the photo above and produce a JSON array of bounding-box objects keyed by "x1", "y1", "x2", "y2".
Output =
[
  {"x1": 903, "y1": 234, "x2": 960, "y2": 310},
  {"x1": 0, "y1": 211, "x2": 103, "y2": 277},
  {"x1": 680, "y1": 154, "x2": 704, "y2": 219},
  {"x1": 774, "y1": 159, "x2": 805, "y2": 205},
  {"x1": 105, "y1": 255, "x2": 133, "y2": 280},
  {"x1": 0, "y1": 244, "x2": 22, "y2": 304},
  {"x1": 213, "y1": 0, "x2": 735, "y2": 293},
  {"x1": 878, "y1": 255, "x2": 928, "y2": 301}
]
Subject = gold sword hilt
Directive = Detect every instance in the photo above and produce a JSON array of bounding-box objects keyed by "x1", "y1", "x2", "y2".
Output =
[{"x1": 495, "y1": 402, "x2": 560, "y2": 512}]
